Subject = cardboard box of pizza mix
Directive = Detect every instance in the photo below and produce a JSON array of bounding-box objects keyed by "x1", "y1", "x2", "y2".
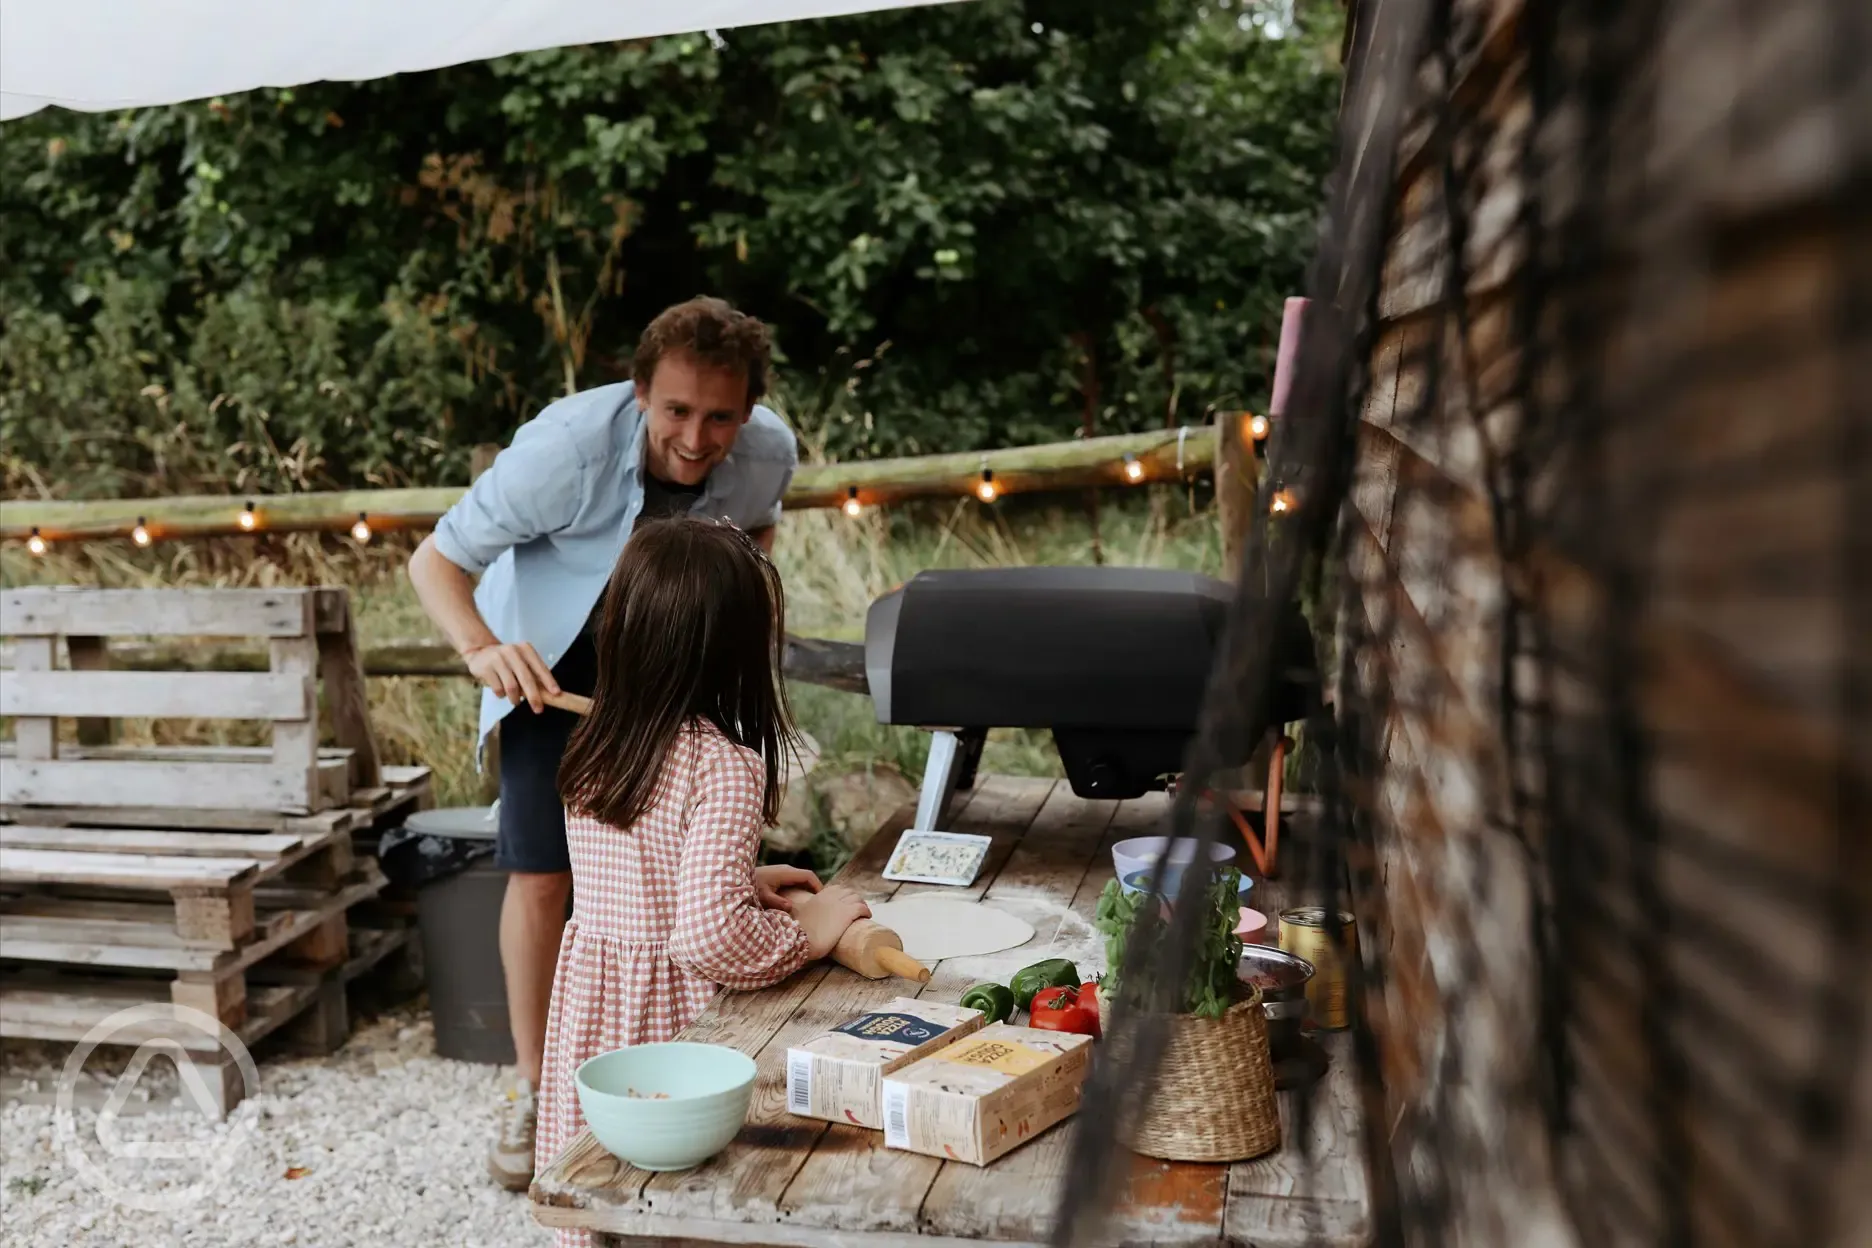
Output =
[
  {"x1": 786, "y1": 998, "x2": 987, "y2": 1128},
  {"x1": 881, "y1": 1023, "x2": 1095, "y2": 1165}
]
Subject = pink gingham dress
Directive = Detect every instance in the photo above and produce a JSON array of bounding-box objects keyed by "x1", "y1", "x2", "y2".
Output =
[{"x1": 535, "y1": 721, "x2": 810, "y2": 1247}]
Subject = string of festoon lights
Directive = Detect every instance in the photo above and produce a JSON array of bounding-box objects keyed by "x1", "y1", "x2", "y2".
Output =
[
  {"x1": 15, "y1": 416, "x2": 1278, "y2": 553},
  {"x1": 1236, "y1": 410, "x2": 1298, "y2": 516},
  {"x1": 21, "y1": 507, "x2": 376, "y2": 553}
]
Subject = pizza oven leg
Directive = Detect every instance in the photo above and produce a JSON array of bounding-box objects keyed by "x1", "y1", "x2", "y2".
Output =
[{"x1": 913, "y1": 728, "x2": 986, "y2": 831}]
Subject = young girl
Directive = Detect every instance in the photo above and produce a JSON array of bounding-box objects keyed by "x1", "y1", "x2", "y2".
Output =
[{"x1": 535, "y1": 517, "x2": 870, "y2": 1241}]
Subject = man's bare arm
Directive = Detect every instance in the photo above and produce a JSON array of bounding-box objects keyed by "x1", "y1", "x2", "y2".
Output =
[
  {"x1": 409, "y1": 535, "x2": 559, "y2": 711},
  {"x1": 749, "y1": 523, "x2": 778, "y2": 555}
]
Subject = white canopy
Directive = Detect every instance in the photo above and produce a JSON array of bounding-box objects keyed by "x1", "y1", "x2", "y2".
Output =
[{"x1": 0, "y1": 0, "x2": 965, "y2": 121}]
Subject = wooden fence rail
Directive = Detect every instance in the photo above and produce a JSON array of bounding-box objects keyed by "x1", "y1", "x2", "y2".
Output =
[{"x1": 0, "y1": 427, "x2": 1222, "y2": 544}]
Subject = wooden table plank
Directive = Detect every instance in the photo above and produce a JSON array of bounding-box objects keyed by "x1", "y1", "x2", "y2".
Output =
[
  {"x1": 853, "y1": 776, "x2": 1054, "y2": 904},
  {"x1": 1223, "y1": 1033, "x2": 1371, "y2": 1248},
  {"x1": 1119, "y1": 1154, "x2": 1232, "y2": 1244}
]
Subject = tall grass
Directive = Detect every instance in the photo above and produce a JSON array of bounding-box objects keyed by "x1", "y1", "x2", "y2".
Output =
[{"x1": 2, "y1": 489, "x2": 1225, "y2": 809}]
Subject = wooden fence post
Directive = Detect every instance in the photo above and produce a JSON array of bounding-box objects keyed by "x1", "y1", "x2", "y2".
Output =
[{"x1": 1213, "y1": 411, "x2": 1257, "y2": 582}]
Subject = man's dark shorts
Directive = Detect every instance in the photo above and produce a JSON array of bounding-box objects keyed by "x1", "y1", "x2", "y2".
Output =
[{"x1": 494, "y1": 631, "x2": 598, "y2": 874}]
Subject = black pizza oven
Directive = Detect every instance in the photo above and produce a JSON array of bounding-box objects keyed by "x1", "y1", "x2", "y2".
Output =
[{"x1": 864, "y1": 566, "x2": 1315, "y2": 827}]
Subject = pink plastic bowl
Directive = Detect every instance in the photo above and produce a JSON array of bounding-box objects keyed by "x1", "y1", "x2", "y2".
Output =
[{"x1": 1235, "y1": 907, "x2": 1270, "y2": 944}]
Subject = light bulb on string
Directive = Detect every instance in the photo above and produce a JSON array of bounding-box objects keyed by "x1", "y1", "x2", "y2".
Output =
[
  {"x1": 842, "y1": 487, "x2": 863, "y2": 518},
  {"x1": 1248, "y1": 413, "x2": 1270, "y2": 441},
  {"x1": 27, "y1": 528, "x2": 47, "y2": 556},
  {"x1": 350, "y1": 513, "x2": 373, "y2": 544},
  {"x1": 131, "y1": 517, "x2": 152, "y2": 547},
  {"x1": 238, "y1": 501, "x2": 258, "y2": 531},
  {"x1": 1269, "y1": 488, "x2": 1297, "y2": 515},
  {"x1": 975, "y1": 466, "x2": 998, "y2": 503},
  {"x1": 1122, "y1": 454, "x2": 1145, "y2": 483}
]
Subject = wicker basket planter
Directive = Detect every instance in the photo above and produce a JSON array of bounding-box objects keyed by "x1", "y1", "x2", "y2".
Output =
[{"x1": 1100, "y1": 988, "x2": 1282, "y2": 1163}]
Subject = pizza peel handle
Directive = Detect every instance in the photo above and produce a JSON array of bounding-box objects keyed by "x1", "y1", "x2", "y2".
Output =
[{"x1": 778, "y1": 887, "x2": 933, "y2": 983}]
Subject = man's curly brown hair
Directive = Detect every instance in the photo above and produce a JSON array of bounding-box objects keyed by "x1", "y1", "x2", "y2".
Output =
[{"x1": 632, "y1": 296, "x2": 772, "y2": 406}]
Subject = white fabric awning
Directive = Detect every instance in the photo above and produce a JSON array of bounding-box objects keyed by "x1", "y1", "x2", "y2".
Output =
[{"x1": 0, "y1": 0, "x2": 965, "y2": 121}]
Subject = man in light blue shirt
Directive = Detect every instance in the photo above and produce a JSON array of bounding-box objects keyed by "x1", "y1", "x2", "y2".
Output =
[{"x1": 408, "y1": 296, "x2": 803, "y2": 1189}]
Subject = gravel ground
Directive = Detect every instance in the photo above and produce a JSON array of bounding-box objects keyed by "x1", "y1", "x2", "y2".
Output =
[{"x1": 1, "y1": 1001, "x2": 546, "y2": 1248}]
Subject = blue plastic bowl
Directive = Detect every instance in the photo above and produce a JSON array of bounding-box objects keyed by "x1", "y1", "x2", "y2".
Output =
[
  {"x1": 575, "y1": 1042, "x2": 756, "y2": 1172},
  {"x1": 1120, "y1": 867, "x2": 1254, "y2": 903},
  {"x1": 1110, "y1": 836, "x2": 1238, "y2": 889}
]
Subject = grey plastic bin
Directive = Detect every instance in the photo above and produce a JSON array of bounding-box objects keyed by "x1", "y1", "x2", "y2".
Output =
[{"x1": 405, "y1": 806, "x2": 516, "y2": 1065}]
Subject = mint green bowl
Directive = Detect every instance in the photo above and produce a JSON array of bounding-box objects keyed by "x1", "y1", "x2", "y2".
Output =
[{"x1": 574, "y1": 1042, "x2": 757, "y2": 1172}]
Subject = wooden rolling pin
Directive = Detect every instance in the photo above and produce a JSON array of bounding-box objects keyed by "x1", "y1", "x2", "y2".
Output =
[
  {"x1": 544, "y1": 690, "x2": 594, "y2": 716},
  {"x1": 779, "y1": 888, "x2": 931, "y2": 983},
  {"x1": 541, "y1": 689, "x2": 930, "y2": 983}
]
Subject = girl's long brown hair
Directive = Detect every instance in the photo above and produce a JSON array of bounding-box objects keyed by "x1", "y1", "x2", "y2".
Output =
[{"x1": 558, "y1": 517, "x2": 797, "y2": 829}]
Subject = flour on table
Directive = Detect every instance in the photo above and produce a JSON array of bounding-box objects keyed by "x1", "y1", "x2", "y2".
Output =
[{"x1": 863, "y1": 897, "x2": 1036, "y2": 960}]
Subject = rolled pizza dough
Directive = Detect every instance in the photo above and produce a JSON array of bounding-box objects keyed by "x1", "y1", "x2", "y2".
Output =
[{"x1": 864, "y1": 897, "x2": 1036, "y2": 961}]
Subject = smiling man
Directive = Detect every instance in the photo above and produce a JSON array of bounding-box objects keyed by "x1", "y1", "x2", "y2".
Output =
[{"x1": 406, "y1": 296, "x2": 798, "y2": 1191}]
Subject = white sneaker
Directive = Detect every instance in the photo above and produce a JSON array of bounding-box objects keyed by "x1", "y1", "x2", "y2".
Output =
[{"x1": 487, "y1": 1078, "x2": 537, "y2": 1192}]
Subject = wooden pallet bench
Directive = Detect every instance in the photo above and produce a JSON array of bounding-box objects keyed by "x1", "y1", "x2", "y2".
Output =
[
  {"x1": 0, "y1": 832, "x2": 395, "y2": 1103},
  {"x1": 4, "y1": 768, "x2": 431, "y2": 836},
  {"x1": 0, "y1": 586, "x2": 379, "y2": 814},
  {"x1": 345, "y1": 763, "x2": 435, "y2": 832},
  {"x1": 0, "y1": 821, "x2": 384, "y2": 1032},
  {"x1": 0, "y1": 818, "x2": 357, "y2": 948},
  {"x1": 0, "y1": 751, "x2": 432, "y2": 830},
  {"x1": 0, "y1": 913, "x2": 410, "y2": 1118},
  {"x1": 0, "y1": 586, "x2": 435, "y2": 1115}
]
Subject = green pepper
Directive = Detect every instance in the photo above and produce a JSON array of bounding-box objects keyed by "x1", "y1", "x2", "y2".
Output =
[
  {"x1": 1009, "y1": 958, "x2": 1081, "y2": 1012},
  {"x1": 960, "y1": 982, "x2": 1015, "y2": 1024}
]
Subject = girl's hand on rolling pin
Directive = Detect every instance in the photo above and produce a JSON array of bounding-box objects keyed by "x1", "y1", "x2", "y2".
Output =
[
  {"x1": 792, "y1": 885, "x2": 872, "y2": 961},
  {"x1": 462, "y1": 642, "x2": 560, "y2": 712},
  {"x1": 753, "y1": 865, "x2": 820, "y2": 911}
]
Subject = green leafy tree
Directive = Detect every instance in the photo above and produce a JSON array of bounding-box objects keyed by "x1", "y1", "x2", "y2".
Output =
[{"x1": 0, "y1": 1, "x2": 1339, "y2": 496}]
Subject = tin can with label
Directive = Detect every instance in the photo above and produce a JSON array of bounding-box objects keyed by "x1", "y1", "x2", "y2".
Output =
[{"x1": 1278, "y1": 907, "x2": 1357, "y2": 1031}]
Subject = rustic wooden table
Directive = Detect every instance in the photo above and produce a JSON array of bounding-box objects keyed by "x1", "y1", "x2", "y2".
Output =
[{"x1": 531, "y1": 776, "x2": 1371, "y2": 1248}]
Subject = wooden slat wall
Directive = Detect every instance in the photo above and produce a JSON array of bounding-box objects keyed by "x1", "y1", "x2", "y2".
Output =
[
  {"x1": 1346, "y1": 0, "x2": 1871, "y2": 1245},
  {"x1": 1342, "y1": 5, "x2": 1562, "y2": 1242}
]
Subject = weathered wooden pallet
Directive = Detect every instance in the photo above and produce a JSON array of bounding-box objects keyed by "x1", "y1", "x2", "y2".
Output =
[
  {"x1": 0, "y1": 586, "x2": 380, "y2": 814},
  {"x1": 345, "y1": 763, "x2": 435, "y2": 821},
  {"x1": 0, "y1": 914, "x2": 411, "y2": 1119},
  {"x1": 0, "y1": 763, "x2": 435, "y2": 836},
  {"x1": 0, "y1": 819, "x2": 358, "y2": 948},
  {"x1": 0, "y1": 864, "x2": 382, "y2": 1025}
]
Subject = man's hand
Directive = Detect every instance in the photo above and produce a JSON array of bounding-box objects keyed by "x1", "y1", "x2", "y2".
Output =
[
  {"x1": 753, "y1": 864, "x2": 821, "y2": 911},
  {"x1": 462, "y1": 641, "x2": 561, "y2": 713}
]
